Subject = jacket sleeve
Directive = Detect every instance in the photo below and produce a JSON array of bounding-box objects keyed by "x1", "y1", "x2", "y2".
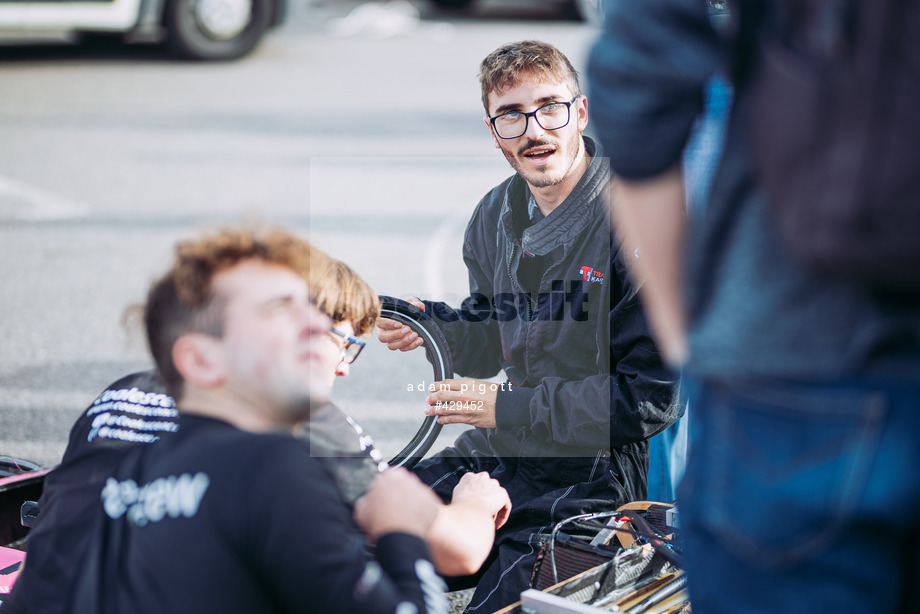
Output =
[
  {"x1": 494, "y1": 244, "x2": 681, "y2": 450},
  {"x1": 422, "y1": 194, "x2": 506, "y2": 380},
  {"x1": 587, "y1": 0, "x2": 722, "y2": 179},
  {"x1": 256, "y1": 445, "x2": 448, "y2": 614}
]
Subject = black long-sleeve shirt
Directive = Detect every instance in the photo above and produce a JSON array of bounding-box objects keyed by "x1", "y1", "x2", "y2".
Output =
[{"x1": 69, "y1": 414, "x2": 446, "y2": 614}]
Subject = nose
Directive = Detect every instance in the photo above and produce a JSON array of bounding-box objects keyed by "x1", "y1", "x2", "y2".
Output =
[
  {"x1": 335, "y1": 361, "x2": 351, "y2": 378},
  {"x1": 305, "y1": 301, "x2": 332, "y2": 337},
  {"x1": 523, "y1": 114, "x2": 546, "y2": 140}
]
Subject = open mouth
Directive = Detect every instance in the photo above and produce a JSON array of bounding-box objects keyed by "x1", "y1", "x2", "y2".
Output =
[{"x1": 521, "y1": 145, "x2": 556, "y2": 164}]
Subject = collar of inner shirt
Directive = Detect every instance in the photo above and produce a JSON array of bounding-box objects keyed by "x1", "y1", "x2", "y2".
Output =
[
  {"x1": 527, "y1": 191, "x2": 545, "y2": 224},
  {"x1": 521, "y1": 192, "x2": 544, "y2": 258}
]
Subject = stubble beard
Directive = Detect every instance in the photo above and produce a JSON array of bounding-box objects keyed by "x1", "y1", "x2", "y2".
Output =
[{"x1": 504, "y1": 131, "x2": 583, "y2": 189}]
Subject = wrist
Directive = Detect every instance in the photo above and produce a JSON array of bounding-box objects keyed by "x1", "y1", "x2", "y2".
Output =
[{"x1": 494, "y1": 385, "x2": 535, "y2": 428}]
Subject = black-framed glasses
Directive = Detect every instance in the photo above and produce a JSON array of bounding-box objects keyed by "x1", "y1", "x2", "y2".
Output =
[
  {"x1": 489, "y1": 96, "x2": 581, "y2": 140},
  {"x1": 328, "y1": 327, "x2": 366, "y2": 364}
]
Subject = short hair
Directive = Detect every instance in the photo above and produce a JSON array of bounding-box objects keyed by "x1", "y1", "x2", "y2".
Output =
[
  {"x1": 144, "y1": 226, "x2": 323, "y2": 399},
  {"x1": 479, "y1": 40, "x2": 582, "y2": 113},
  {"x1": 309, "y1": 258, "x2": 380, "y2": 337}
]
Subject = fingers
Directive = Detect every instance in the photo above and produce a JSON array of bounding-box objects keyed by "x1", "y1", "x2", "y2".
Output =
[
  {"x1": 424, "y1": 379, "x2": 494, "y2": 427},
  {"x1": 455, "y1": 471, "x2": 498, "y2": 491},
  {"x1": 374, "y1": 296, "x2": 425, "y2": 352},
  {"x1": 451, "y1": 472, "x2": 512, "y2": 528},
  {"x1": 424, "y1": 379, "x2": 469, "y2": 403},
  {"x1": 452, "y1": 471, "x2": 493, "y2": 500},
  {"x1": 376, "y1": 318, "x2": 424, "y2": 351},
  {"x1": 404, "y1": 296, "x2": 426, "y2": 311},
  {"x1": 494, "y1": 499, "x2": 511, "y2": 529},
  {"x1": 436, "y1": 414, "x2": 468, "y2": 425},
  {"x1": 425, "y1": 380, "x2": 484, "y2": 413},
  {"x1": 375, "y1": 317, "x2": 403, "y2": 331},
  {"x1": 427, "y1": 399, "x2": 485, "y2": 418},
  {"x1": 455, "y1": 471, "x2": 477, "y2": 486},
  {"x1": 425, "y1": 389, "x2": 467, "y2": 407},
  {"x1": 356, "y1": 468, "x2": 441, "y2": 541}
]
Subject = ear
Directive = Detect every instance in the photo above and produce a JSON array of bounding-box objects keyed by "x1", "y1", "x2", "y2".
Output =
[
  {"x1": 484, "y1": 116, "x2": 501, "y2": 149},
  {"x1": 576, "y1": 95, "x2": 589, "y2": 132},
  {"x1": 172, "y1": 333, "x2": 225, "y2": 390}
]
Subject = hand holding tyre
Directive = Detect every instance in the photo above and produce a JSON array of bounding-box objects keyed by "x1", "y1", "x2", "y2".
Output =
[{"x1": 377, "y1": 297, "x2": 426, "y2": 352}]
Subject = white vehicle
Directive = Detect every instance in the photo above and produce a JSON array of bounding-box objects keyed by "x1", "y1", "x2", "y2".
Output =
[
  {"x1": 428, "y1": 0, "x2": 603, "y2": 24},
  {"x1": 0, "y1": 0, "x2": 287, "y2": 59}
]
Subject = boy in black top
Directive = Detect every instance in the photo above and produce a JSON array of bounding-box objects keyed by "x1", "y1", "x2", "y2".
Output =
[{"x1": 66, "y1": 227, "x2": 448, "y2": 614}]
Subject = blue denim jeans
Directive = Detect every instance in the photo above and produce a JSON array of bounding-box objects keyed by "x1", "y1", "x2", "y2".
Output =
[
  {"x1": 647, "y1": 401, "x2": 689, "y2": 503},
  {"x1": 679, "y1": 372, "x2": 920, "y2": 614}
]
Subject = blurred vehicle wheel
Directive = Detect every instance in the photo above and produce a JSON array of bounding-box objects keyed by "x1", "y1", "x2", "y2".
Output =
[{"x1": 165, "y1": 0, "x2": 271, "y2": 60}]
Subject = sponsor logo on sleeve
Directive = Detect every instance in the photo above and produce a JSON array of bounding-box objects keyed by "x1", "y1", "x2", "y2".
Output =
[{"x1": 579, "y1": 266, "x2": 605, "y2": 284}]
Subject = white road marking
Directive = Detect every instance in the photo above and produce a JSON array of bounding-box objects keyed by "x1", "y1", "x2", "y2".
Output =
[{"x1": 0, "y1": 174, "x2": 90, "y2": 221}]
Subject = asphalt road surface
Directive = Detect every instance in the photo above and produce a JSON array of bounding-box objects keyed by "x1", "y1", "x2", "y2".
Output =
[{"x1": 0, "y1": 0, "x2": 601, "y2": 470}]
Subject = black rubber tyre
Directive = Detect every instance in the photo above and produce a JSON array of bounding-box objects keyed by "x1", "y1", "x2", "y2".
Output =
[
  {"x1": 165, "y1": 0, "x2": 271, "y2": 60},
  {"x1": 378, "y1": 296, "x2": 452, "y2": 469},
  {"x1": 429, "y1": 0, "x2": 474, "y2": 10}
]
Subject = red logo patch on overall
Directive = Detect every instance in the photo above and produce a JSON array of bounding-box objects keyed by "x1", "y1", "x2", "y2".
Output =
[{"x1": 579, "y1": 266, "x2": 605, "y2": 284}]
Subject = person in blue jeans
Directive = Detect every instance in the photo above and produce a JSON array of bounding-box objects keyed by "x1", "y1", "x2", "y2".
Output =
[
  {"x1": 646, "y1": 75, "x2": 732, "y2": 503},
  {"x1": 588, "y1": 1, "x2": 920, "y2": 613}
]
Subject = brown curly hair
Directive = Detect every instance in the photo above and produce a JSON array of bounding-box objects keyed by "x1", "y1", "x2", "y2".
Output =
[
  {"x1": 479, "y1": 40, "x2": 581, "y2": 114},
  {"x1": 145, "y1": 227, "x2": 321, "y2": 398},
  {"x1": 144, "y1": 226, "x2": 380, "y2": 399}
]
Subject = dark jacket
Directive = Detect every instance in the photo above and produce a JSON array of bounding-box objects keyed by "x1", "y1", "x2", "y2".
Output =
[
  {"x1": 69, "y1": 415, "x2": 443, "y2": 614},
  {"x1": 588, "y1": 0, "x2": 920, "y2": 380},
  {"x1": 423, "y1": 137, "x2": 680, "y2": 462},
  {"x1": 4, "y1": 372, "x2": 381, "y2": 614}
]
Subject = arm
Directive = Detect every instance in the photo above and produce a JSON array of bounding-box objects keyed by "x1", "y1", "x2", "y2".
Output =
[
  {"x1": 587, "y1": 0, "x2": 723, "y2": 366},
  {"x1": 588, "y1": 0, "x2": 721, "y2": 180},
  {"x1": 610, "y1": 171, "x2": 689, "y2": 366},
  {"x1": 426, "y1": 243, "x2": 681, "y2": 449},
  {"x1": 425, "y1": 472, "x2": 511, "y2": 577},
  {"x1": 259, "y1": 451, "x2": 447, "y2": 614}
]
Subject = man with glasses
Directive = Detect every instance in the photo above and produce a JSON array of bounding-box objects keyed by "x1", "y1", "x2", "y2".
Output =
[
  {"x1": 378, "y1": 40, "x2": 680, "y2": 612},
  {"x1": 301, "y1": 255, "x2": 512, "y2": 575},
  {"x1": 329, "y1": 327, "x2": 365, "y2": 361}
]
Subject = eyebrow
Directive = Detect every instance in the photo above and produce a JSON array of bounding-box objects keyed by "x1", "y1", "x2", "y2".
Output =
[
  {"x1": 492, "y1": 95, "x2": 565, "y2": 116},
  {"x1": 259, "y1": 294, "x2": 297, "y2": 309}
]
